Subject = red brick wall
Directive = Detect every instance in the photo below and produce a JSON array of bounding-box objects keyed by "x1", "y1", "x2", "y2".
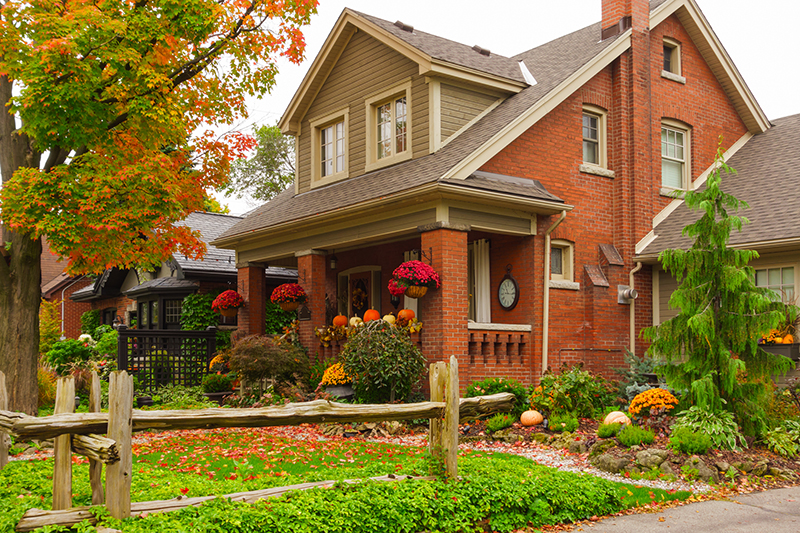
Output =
[
  {"x1": 47, "y1": 278, "x2": 93, "y2": 339},
  {"x1": 238, "y1": 265, "x2": 266, "y2": 337},
  {"x1": 297, "y1": 252, "x2": 326, "y2": 354}
]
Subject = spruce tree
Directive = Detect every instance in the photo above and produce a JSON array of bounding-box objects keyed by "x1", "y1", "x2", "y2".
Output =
[{"x1": 643, "y1": 147, "x2": 793, "y2": 435}]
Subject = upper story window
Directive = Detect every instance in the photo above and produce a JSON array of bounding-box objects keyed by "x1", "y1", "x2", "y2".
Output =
[
  {"x1": 365, "y1": 81, "x2": 412, "y2": 172},
  {"x1": 310, "y1": 108, "x2": 349, "y2": 188},
  {"x1": 662, "y1": 38, "x2": 686, "y2": 84},
  {"x1": 756, "y1": 266, "x2": 795, "y2": 303},
  {"x1": 661, "y1": 119, "x2": 691, "y2": 191},
  {"x1": 581, "y1": 105, "x2": 609, "y2": 169}
]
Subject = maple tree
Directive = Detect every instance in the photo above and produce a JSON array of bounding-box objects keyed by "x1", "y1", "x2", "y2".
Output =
[{"x1": 0, "y1": 0, "x2": 317, "y2": 413}]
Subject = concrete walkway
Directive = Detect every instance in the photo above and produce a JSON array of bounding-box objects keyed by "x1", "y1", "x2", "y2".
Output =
[{"x1": 586, "y1": 487, "x2": 800, "y2": 532}]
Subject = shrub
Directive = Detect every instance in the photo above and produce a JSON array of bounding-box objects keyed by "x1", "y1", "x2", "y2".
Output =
[
  {"x1": 465, "y1": 377, "x2": 528, "y2": 417},
  {"x1": 180, "y1": 292, "x2": 232, "y2": 351},
  {"x1": 150, "y1": 384, "x2": 215, "y2": 409},
  {"x1": 228, "y1": 335, "x2": 309, "y2": 388},
  {"x1": 614, "y1": 349, "x2": 658, "y2": 401},
  {"x1": 548, "y1": 412, "x2": 579, "y2": 432},
  {"x1": 761, "y1": 419, "x2": 800, "y2": 458},
  {"x1": 531, "y1": 363, "x2": 616, "y2": 417},
  {"x1": 265, "y1": 301, "x2": 295, "y2": 335},
  {"x1": 672, "y1": 405, "x2": 746, "y2": 451},
  {"x1": 340, "y1": 320, "x2": 426, "y2": 403},
  {"x1": 618, "y1": 424, "x2": 655, "y2": 447},
  {"x1": 201, "y1": 373, "x2": 234, "y2": 393},
  {"x1": 37, "y1": 365, "x2": 57, "y2": 408},
  {"x1": 80, "y1": 309, "x2": 101, "y2": 335},
  {"x1": 486, "y1": 413, "x2": 515, "y2": 433},
  {"x1": 597, "y1": 422, "x2": 622, "y2": 438},
  {"x1": 94, "y1": 329, "x2": 118, "y2": 359},
  {"x1": 43, "y1": 339, "x2": 93, "y2": 375},
  {"x1": 669, "y1": 427, "x2": 712, "y2": 455},
  {"x1": 39, "y1": 299, "x2": 61, "y2": 356}
]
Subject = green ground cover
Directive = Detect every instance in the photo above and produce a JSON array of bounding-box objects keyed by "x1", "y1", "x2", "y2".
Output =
[{"x1": 1, "y1": 428, "x2": 690, "y2": 533}]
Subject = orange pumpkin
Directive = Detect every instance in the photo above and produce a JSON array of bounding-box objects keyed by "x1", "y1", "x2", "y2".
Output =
[
  {"x1": 785, "y1": 334, "x2": 795, "y2": 344},
  {"x1": 397, "y1": 309, "x2": 415, "y2": 322},
  {"x1": 363, "y1": 309, "x2": 381, "y2": 322},
  {"x1": 520, "y1": 410, "x2": 544, "y2": 426},
  {"x1": 332, "y1": 315, "x2": 348, "y2": 327},
  {"x1": 603, "y1": 411, "x2": 631, "y2": 426}
]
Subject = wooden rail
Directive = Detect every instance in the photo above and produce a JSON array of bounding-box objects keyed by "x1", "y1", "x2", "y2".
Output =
[{"x1": 0, "y1": 357, "x2": 514, "y2": 531}]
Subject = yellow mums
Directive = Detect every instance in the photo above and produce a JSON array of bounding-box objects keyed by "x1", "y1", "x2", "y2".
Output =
[
  {"x1": 320, "y1": 362, "x2": 352, "y2": 386},
  {"x1": 628, "y1": 388, "x2": 678, "y2": 417}
]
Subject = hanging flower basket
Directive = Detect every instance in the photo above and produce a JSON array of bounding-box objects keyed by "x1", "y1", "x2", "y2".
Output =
[
  {"x1": 405, "y1": 285, "x2": 428, "y2": 299},
  {"x1": 211, "y1": 290, "x2": 245, "y2": 315},
  {"x1": 271, "y1": 283, "x2": 308, "y2": 311},
  {"x1": 278, "y1": 301, "x2": 300, "y2": 312},
  {"x1": 388, "y1": 260, "x2": 440, "y2": 299}
]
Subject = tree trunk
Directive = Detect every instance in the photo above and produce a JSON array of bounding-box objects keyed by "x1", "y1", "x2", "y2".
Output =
[{"x1": 0, "y1": 75, "x2": 43, "y2": 415}]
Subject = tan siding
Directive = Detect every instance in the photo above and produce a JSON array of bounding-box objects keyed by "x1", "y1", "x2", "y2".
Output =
[
  {"x1": 440, "y1": 84, "x2": 498, "y2": 141},
  {"x1": 658, "y1": 270, "x2": 680, "y2": 324},
  {"x1": 297, "y1": 31, "x2": 419, "y2": 193},
  {"x1": 411, "y1": 76, "x2": 429, "y2": 158}
]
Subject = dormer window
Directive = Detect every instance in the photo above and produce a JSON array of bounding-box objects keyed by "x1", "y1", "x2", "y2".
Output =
[
  {"x1": 365, "y1": 81, "x2": 412, "y2": 172},
  {"x1": 662, "y1": 38, "x2": 686, "y2": 84},
  {"x1": 310, "y1": 108, "x2": 349, "y2": 188}
]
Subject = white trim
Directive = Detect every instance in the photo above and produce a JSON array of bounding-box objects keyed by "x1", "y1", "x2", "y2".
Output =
[
  {"x1": 579, "y1": 163, "x2": 615, "y2": 178},
  {"x1": 662, "y1": 36, "x2": 682, "y2": 77},
  {"x1": 549, "y1": 280, "x2": 580, "y2": 291},
  {"x1": 635, "y1": 230, "x2": 658, "y2": 256},
  {"x1": 660, "y1": 118, "x2": 691, "y2": 190},
  {"x1": 309, "y1": 107, "x2": 350, "y2": 189},
  {"x1": 423, "y1": 60, "x2": 525, "y2": 94},
  {"x1": 364, "y1": 80, "x2": 413, "y2": 172},
  {"x1": 428, "y1": 77, "x2": 442, "y2": 152},
  {"x1": 581, "y1": 104, "x2": 608, "y2": 169},
  {"x1": 518, "y1": 61, "x2": 537, "y2": 86},
  {"x1": 468, "y1": 322, "x2": 532, "y2": 332},
  {"x1": 661, "y1": 70, "x2": 686, "y2": 84},
  {"x1": 550, "y1": 239, "x2": 573, "y2": 282}
]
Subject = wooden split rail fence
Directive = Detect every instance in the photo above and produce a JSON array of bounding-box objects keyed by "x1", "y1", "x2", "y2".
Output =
[{"x1": 0, "y1": 358, "x2": 514, "y2": 531}]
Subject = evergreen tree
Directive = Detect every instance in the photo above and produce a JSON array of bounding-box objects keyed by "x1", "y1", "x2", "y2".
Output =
[{"x1": 643, "y1": 147, "x2": 793, "y2": 435}]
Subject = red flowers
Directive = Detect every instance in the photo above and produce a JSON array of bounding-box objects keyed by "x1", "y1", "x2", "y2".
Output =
[
  {"x1": 388, "y1": 278, "x2": 406, "y2": 297},
  {"x1": 211, "y1": 290, "x2": 244, "y2": 312},
  {"x1": 390, "y1": 260, "x2": 441, "y2": 291},
  {"x1": 270, "y1": 283, "x2": 308, "y2": 305}
]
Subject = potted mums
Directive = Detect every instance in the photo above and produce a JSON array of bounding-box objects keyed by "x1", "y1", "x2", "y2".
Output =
[
  {"x1": 211, "y1": 290, "x2": 245, "y2": 318},
  {"x1": 389, "y1": 260, "x2": 441, "y2": 299},
  {"x1": 271, "y1": 283, "x2": 308, "y2": 312}
]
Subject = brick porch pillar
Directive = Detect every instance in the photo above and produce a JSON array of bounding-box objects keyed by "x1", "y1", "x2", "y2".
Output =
[
  {"x1": 418, "y1": 223, "x2": 470, "y2": 386},
  {"x1": 296, "y1": 250, "x2": 327, "y2": 361},
  {"x1": 237, "y1": 263, "x2": 265, "y2": 336}
]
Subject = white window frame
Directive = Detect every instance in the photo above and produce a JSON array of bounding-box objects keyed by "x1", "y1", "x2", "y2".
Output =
[
  {"x1": 662, "y1": 38, "x2": 686, "y2": 84},
  {"x1": 755, "y1": 266, "x2": 796, "y2": 304},
  {"x1": 365, "y1": 81, "x2": 412, "y2": 172},
  {"x1": 580, "y1": 104, "x2": 610, "y2": 174},
  {"x1": 310, "y1": 108, "x2": 349, "y2": 188},
  {"x1": 550, "y1": 240, "x2": 573, "y2": 282},
  {"x1": 661, "y1": 119, "x2": 691, "y2": 193}
]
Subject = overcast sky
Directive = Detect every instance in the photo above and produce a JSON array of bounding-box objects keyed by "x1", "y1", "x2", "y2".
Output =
[{"x1": 222, "y1": 0, "x2": 800, "y2": 213}]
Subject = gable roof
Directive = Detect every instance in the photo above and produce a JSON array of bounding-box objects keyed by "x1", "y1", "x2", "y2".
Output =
[
  {"x1": 636, "y1": 113, "x2": 800, "y2": 259},
  {"x1": 218, "y1": 0, "x2": 770, "y2": 246}
]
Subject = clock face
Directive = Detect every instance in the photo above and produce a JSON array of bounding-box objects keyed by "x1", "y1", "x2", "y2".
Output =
[{"x1": 498, "y1": 277, "x2": 518, "y2": 310}]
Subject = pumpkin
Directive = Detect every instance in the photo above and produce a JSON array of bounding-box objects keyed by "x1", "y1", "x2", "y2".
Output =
[
  {"x1": 332, "y1": 315, "x2": 348, "y2": 327},
  {"x1": 383, "y1": 314, "x2": 396, "y2": 325},
  {"x1": 363, "y1": 309, "x2": 381, "y2": 322},
  {"x1": 603, "y1": 411, "x2": 631, "y2": 426},
  {"x1": 785, "y1": 334, "x2": 795, "y2": 344},
  {"x1": 349, "y1": 316, "x2": 364, "y2": 327},
  {"x1": 520, "y1": 410, "x2": 543, "y2": 427},
  {"x1": 397, "y1": 309, "x2": 415, "y2": 322}
]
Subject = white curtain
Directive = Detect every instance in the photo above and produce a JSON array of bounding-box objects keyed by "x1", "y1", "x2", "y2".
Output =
[{"x1": 473, "y1": 239, "x2": 491, "y2": 323}]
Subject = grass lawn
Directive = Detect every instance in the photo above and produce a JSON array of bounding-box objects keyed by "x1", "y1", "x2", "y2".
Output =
[{"x1": 1, "y1": 427, "x2": 691, "y2": 533}]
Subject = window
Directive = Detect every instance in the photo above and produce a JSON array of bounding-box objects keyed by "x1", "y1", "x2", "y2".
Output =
[
  {"x1": 662, "y1": 38, "x2": 685, "y2": 83},
  {"x1": 661, "y1": 120, "x2": 690, "y2": 190},
  {"x1": 582, "y1": 113, "x2": 599, "y2": 164},
  {"x1": 310, "y1": 109, "x2": 349, "y2": 188},
  {"x1": 468, "y1": 239, "x2": 490, "y2": 323},
  {"x1": 756, "y1": 267, "x2": 795, "y2": 303},
  {"x1": 365, "y1": 81, "x2": 412, "y2": 171},
  {"x1": 164, "y1": 299, "x2": 182, "y2": 326},
  {"x1": 550, "y1": 240, "x2": 573, "y2": 282}
]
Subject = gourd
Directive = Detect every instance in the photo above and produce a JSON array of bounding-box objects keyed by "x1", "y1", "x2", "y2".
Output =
[
  {"x1": 603, "y1": 411, "x2": 631, "y2": 426},
  {"x1": 363, "y1": 309, "x2": 381, "y2": 322},
  {"x1": 397, "y1": 309, "x2": 415, "y2": 322},
  {"x1": 349, "y1": 316, "x2": 364, "y2": 327},
  {"x1": 520, "y1": 410, "x2": 544, "y2": 426},
  {"x1": 383, "y1": 314, "x2": 396, "y2": 324},
  {"x1": 332, "y1": 315, "x2": 348, "y2": 327}
]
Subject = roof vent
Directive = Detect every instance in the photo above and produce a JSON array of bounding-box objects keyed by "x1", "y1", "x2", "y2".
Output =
[
  {"x1": 394, "y1": 20, "x2": 414, "y2": 33},
  {"x1": 472, "y1": 45, "x2": 491, "y2": 57}
]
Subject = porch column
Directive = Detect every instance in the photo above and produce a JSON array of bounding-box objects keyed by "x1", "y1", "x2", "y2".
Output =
[
  {"x1": 237, "y1": 262, "x2": 265, "y2": 337},
  {"x1": 296, "y1": 250, "x2": 327, "y2": 359},
  {"x1": 419, "y1": 223, "x2": 470, "y2": 382}
]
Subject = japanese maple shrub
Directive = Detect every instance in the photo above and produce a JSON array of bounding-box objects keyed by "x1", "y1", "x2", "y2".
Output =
[
  {"x1": 228, "y1": 335, "x2": 308, "y2": 393},
  {"x1": 340, "y1": 320, "x2": 426, "y2": 403}
]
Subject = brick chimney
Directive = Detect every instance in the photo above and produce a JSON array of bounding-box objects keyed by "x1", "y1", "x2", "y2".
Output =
[{"x1": 602, "y1": 0, "x2": 648, "y2": 38}]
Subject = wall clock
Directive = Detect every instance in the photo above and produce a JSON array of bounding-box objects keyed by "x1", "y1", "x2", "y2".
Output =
[{"x1": 498, "y1": 264, "x2": 519, "y2": 310}]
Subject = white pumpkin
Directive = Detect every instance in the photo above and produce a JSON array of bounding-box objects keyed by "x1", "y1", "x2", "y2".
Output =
[
  {"x1": 349, "y1": 316, "x2": 364, "y2": 327},
  {"x1": 383, "y1": 314, "x2": 396, "y2": 325},
  {"x1": 603, "y1": 411, "x2": 631, "y2": 426}
]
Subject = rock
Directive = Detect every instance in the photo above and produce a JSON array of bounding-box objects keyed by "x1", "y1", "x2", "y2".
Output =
[
  {"x1": 568, "y1": 437, "x2": 588, "y2": 454},
  {"x1": 636, "y1": 448, "x2": 669, "y2": 468},
  {"x1": 732, "y1": 460, "x2": 753, "y2": 473},
  {"x1": 459, "y1": 435, "x2": 485, "y2": 443},
  {"x1": 769, "y1": 467, "x2": 787, "y2": 478},
  {"x1": 628, "y1": 466, "x2": 642, "y2": 475},
  {"x1": 752, "y1": 460, "x2": 770, "y2": 477},
  {"x1": 593, "y1": 453, "x2": 630, "y2": 474},
  {"x1": 383, "y1": 421, "x2": 404, "y2": 436},
  {"x1": 531, "y1": 433, "x2": 548, "y2": 444},
  {"x1": 355, "y1": 423, "x2": 368, "y2": 431},
  {"x1": 660, "y1": 461, "x2": 676, "y2": 476},
  {"x1": 715, "y1": 461, "x2": 731, "y2": 472},
  {"x1": 686, "y1": 456, "x2": 718, "y2": 483},
  {"x1": 589, "y1": 439, "x2": 617, "y2": 457},
  {"x1": 321, "y1": 424, "x2": 345, "y2": 437},
  {"x1": 550, "y1": 432, "x2": 575, "y2": 450}
]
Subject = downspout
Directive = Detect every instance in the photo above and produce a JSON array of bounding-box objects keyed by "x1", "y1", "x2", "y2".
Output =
[
  {"x1": 60, "y1": 276, "x2": 86, "y2": 340},
  {"x1": 542, "y1": 210, "x2": 567, "y2": 375},
  {"x1": 629, "y1": 262, "x2": 643, "y2": 355}
]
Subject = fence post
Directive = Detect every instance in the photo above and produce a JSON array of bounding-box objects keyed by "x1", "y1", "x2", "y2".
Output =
[
  {"x1": 443, "y1": 355, "x2": 459, "y2": 479},
  {"x1": 88, "y1": 371, "x2": 105, "y2": 505},
  {"x1": 0, "y1": 371, "x2": 8, "y2": 470},
  {"x1": 106, "y1": 371, "x2": 133, "y2": 520},
  {"x1": 53, "y1": 376, "x2": 76, "y2": 510},
  {"x1": 116, "y1": 325, "x2": 128, "y2": 374},
  {"x1": 428, "y1": 362, "x2": 447, "y2": 459}
]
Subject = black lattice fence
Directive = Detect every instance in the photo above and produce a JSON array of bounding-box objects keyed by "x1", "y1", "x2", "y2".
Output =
[{"x1": 116, "y1": 326, "x2": 218, "y2": 393}]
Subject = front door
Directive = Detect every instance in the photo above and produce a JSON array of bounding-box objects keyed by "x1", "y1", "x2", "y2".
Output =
[{"x1": 349, "y1": 271, "x2": 371, "y2": 319}]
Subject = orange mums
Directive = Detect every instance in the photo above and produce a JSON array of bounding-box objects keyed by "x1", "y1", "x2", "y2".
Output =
[{"x1": 628, "y1": 388, "x2": 679, "y2": 418}]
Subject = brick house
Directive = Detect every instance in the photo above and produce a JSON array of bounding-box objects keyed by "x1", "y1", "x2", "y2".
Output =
[
  {"x1": 213, "y1": 0, "x2": 781, "y2": 386},
  {"x1": 45, "y1": 212, "x2": 296, "y2": 338}
]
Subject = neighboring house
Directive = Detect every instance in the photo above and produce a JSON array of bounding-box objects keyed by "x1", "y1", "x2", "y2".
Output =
[
  {"x1": 45, "y1": 212, "x2": 296, "y2": 338},
  {"x1": 213, "y1": 0, "x2": 780, "y2": 386}
]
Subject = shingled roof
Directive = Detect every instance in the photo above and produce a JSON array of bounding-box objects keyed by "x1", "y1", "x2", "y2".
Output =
[
  {"x1": 637, "y1": 113, "x2": 800, "y2": 259},
  {"x1": 175, "y1": 212, "x2": 242, "y2": 275}
]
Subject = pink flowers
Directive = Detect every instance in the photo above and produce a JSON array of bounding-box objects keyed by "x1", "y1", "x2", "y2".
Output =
[
  {"x1": 211, "y1": 290, "x2": 244, "y2": 312},
  {"x1": 270, "y1": 283, "x2": 308, "y2": 305},
  {"x1": 390, "y1": 260, "x2": 441, "y2": 291}
]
